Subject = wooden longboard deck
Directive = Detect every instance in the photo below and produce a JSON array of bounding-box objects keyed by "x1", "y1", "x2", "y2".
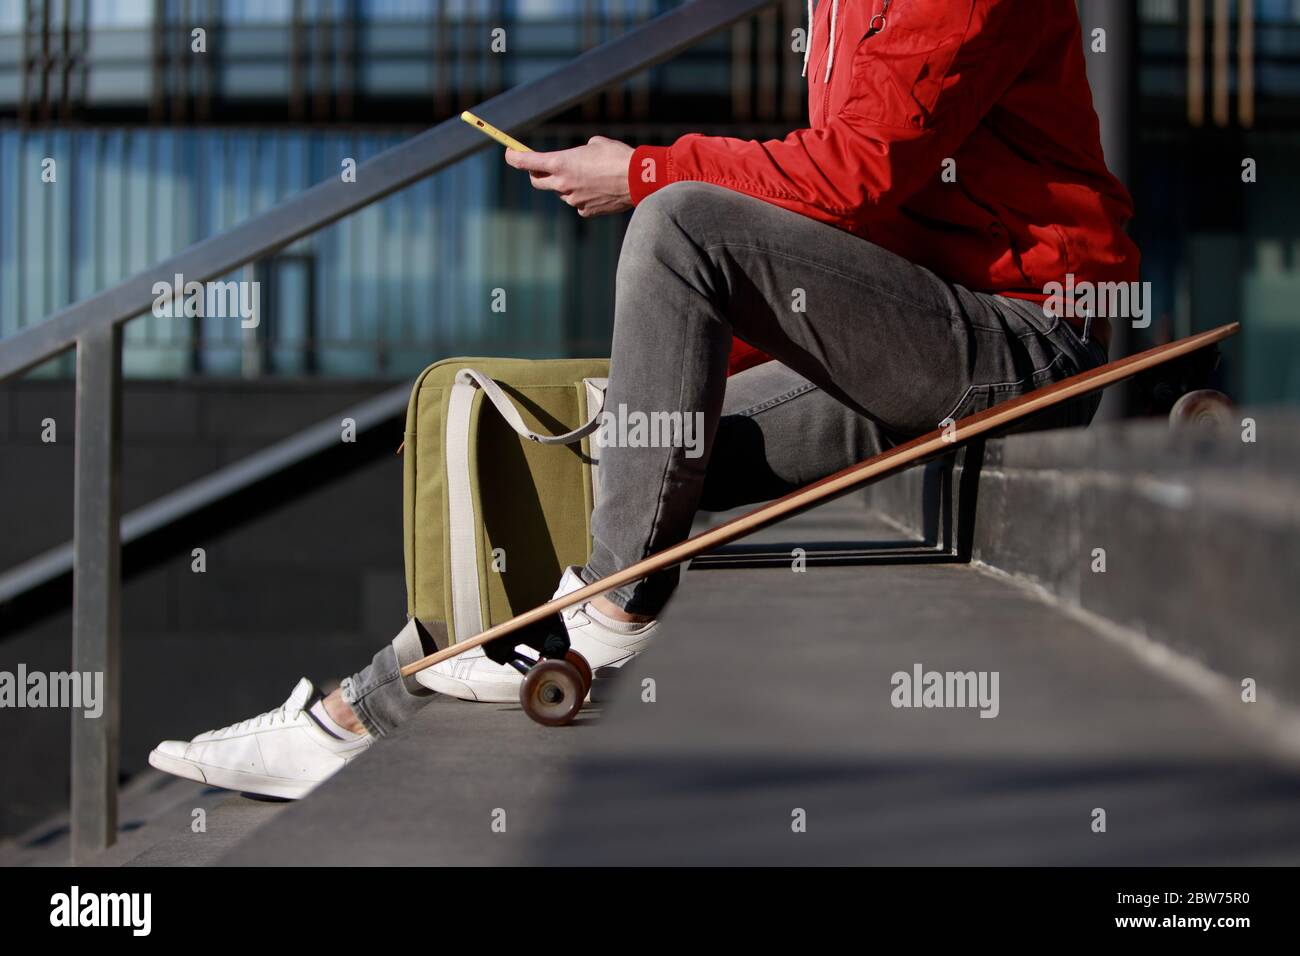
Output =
[{"x1": 401, "y1": 322, "x2": 1239, "y2": 678}]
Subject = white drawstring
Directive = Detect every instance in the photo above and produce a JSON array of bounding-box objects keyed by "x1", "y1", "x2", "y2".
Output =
[
  {"x1": 801, "y1": 0, "x2": 814, "y2": 77},
  {"x1": 800, "y1": 0, "x2": 843, "y2": 82},
  {"x1": 825, "y1": 0, "x2": 839, "y2": 82}
]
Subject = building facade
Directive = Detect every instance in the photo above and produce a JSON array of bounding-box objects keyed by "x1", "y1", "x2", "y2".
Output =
[{"x1": 0, "y1": 0, "x2": 1297, "y2": 404}]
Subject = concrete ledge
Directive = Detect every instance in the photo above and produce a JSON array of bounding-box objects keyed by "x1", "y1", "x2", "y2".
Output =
[
  {"x1": 219, "y1": 527, "x2": 1300, "y2": 866},
  {"x1": 21, "y1": 503, "x2": 1298, "y2": 866},
  {"x1": 865, "y1": 411, "x2": 1300, "y2": 709}
]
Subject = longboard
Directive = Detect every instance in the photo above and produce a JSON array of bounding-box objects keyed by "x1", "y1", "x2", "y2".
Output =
[{"x1": 401, "y1": 322, "x2": 1240, "y2": 724}]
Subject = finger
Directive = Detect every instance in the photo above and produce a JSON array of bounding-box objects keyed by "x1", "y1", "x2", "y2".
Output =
[
  {"x1": 505, "y1": 148, "x2": 560, "y2": 173},
  {"x1": 528, "y1": 171, "x2": 567, "y2": 193}
]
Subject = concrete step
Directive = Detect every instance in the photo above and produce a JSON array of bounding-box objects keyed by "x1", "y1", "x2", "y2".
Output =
[
  {"x1": 0, "y1": 769, "x2": 290, "y2": 867},
  {"x1": 866, "y1": 410, "x2": 1300, "y2": 710},
  {"x1": 18, "y1": 477, "x2": 1297, "y2": 866},
  {"x1": 211, "y1": 507, "x2": 1300, "y2": 866},
  {"x1": 0, "y1": 628, "x2": 380, "y2": 840}
]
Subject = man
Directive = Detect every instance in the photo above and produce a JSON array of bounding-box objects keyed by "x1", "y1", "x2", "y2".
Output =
[{"x1": 150, "y1": 0, "x2": 1137, "y2": 799}]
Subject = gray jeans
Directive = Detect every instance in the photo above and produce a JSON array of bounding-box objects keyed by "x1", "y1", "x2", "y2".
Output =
[
  {"x1": 578, "y1": 182, "x2": 1107, "y2": 615},
  {"x1": 341, "y1": 617, "x2": 436, "y2": 738},
  {"x1": 347, "y1": 181, "x2": 1107, "y2": 735}
]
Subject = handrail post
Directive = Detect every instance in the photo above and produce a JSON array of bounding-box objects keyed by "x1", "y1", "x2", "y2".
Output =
[{"x1": 70, "y1": 323, "x2": 123, "y2": 863}]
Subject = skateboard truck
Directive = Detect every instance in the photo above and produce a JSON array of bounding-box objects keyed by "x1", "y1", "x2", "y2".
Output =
[
  {"x1": 482, "y1": 612, "x2": 593, "y2": 726},
  {"x1": 1132, "y1": 342, "x2": 1236, "y2": 428}
]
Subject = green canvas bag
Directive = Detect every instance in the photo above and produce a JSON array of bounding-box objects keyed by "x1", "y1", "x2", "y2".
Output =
[{"x1": 402, "y1": 357, "x2": 610, "y2": 648}]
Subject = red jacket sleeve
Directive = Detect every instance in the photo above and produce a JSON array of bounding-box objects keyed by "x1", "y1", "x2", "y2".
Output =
[{"x1": 627, "y1": 0, "x2": 1044, "y2": 232}]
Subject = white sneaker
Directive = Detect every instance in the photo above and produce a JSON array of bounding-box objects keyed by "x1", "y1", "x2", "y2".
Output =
[
  {"x1": 148, "y1": 678, "x2": 371, "y2": 800},
  {"x1": 414, "y1": 567, "x2": 658, "y2": 702},
  {"x1": 554, "y1": 567, "x2": 658, "y2": 669},
  {"x1": 413, "y1": 644, "x2": 525, "y2": 703}
]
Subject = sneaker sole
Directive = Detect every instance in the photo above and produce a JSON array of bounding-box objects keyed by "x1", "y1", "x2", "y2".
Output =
[{"x1": 148, "y1": 748, "x2": 316, "y2": 801}]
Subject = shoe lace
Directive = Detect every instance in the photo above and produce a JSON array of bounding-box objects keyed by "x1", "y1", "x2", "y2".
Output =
[{"x1": 206, "y1": 702, "x2": 296, "y2": 737}]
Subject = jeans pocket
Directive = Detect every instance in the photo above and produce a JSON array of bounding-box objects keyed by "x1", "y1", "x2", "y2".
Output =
[
  {"x1": 1000, "y1": 296, "x2": 1060, "y2": 340},
  {"x1": 945, "y1": 350, "x2": 1073, "y2": 424},
  {"x1": 945, "y1": 384, "x2": 992, "y2": 424}
]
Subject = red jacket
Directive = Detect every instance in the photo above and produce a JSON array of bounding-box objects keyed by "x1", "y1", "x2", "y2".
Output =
[{"x1": 627, "y1": 0, "x2": 1139, "y2": 372}]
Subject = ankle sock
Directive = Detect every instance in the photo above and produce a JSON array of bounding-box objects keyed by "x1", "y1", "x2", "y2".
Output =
[
  {"x1": 308, "y1": 699, "x2": 367, "y2": 740},
  {"x1": 584, "y1": 601, "x2": 653, "y2": 635}
]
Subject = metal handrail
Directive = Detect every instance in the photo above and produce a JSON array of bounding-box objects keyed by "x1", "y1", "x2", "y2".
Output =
[{"x1": 0, "y1": 0, "x2": 780, "y2": 862}]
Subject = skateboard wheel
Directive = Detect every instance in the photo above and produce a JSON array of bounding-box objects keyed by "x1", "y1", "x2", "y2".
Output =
[
  {"x1": 519, "y1": 659, "x2": 584, "y2": 726},
  {"x1": 1169, "y1": 389, "x2": 1234, "y2": 429},
  {"x1": 565, "y1": 649, "x2": 594, "y2": 698}
]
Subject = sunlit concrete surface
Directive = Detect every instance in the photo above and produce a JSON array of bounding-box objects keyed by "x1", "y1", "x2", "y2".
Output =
[{"x1": 212, "y1": 502, "x2": 1300, "y2": 867}]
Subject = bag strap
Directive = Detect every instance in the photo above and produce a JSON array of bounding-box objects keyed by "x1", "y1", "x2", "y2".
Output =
[
  {"x1": 454, "y1": 367, "x2": 604, "y2": 445},
  {"x1": 445, "y1": 378, "x2": 484, "y2": 641},
  {"x1": 444, "y1": 368, "x2": 607, "y2": 641},
  {"x1": 585, "y1": 377, "x2": 608, "y2": 508}
]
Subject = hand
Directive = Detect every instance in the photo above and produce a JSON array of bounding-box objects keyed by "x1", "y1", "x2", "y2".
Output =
[{"x1": 504, "y1": 136, "x2": 635, "y2": 218}]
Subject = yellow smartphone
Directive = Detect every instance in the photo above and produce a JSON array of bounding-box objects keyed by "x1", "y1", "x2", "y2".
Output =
[{"x1": 460, "y1": 111, "x2": 532, "y2": 152}]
